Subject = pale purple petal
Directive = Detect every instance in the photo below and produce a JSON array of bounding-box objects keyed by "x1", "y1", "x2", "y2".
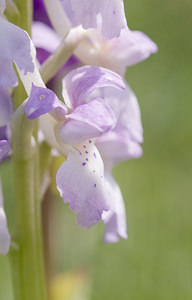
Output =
[
  {"x1": 96, "y1": 84, "x2": 143, "y2": 164},
  {"x1": 0, "y1": 181, "x2": 11, "y2": 255},
  {"x1": 0, "y1": 18, "x2": 34, "y2": 88},
  {"x1": 69, "y1": 0, "x2": 127, "y2": 39},
  {"x1": 62, "y1": 65, "x2": 125, "y2": 108},
  {"x1": 32, "y1": 22, "x2": 61, "y2": 53},
  {"x1": 56, "y1": 141, "x2": 110, "y2": 227},
  {"x1": 61, "y1": 0, "x2": 76, "y2": 25},
  {"x1": 97, "y1": 132, "x2": 143, "y2": 164},
  {"x1": 102, "y1": 173, "x2": 127, "y2": 243},
  {"x1": 0, "y1": 89, "x2": 13, "y2": 127},
  {"x1": 108, "y1": 28, "x2": 158, "y2": 74},
  {"x1": 25, "y1": 85, "x2": 67, "y2": 119},
  {"x1": 0, "y1": 140, "x2": 11, "y2": 162},
  {"x1": 59, "y1": 99, "x2": 116, "y2": 144}
]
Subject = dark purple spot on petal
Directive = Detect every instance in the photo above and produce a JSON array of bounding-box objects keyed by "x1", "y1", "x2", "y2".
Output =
[
  {"x1": 82, "y1": 162, "x2": 86, "y2": 166},
  {"x1": 94, "y1": 152, "x2": 96, "y2": 158},
  {"x1": 79, "y1": 152, "x2": 82, "y2": 155},
  {"x1": 85, "y1": 151, "x2": 88, "y2": 154},
  {"x1": 83, "y1": 145, "x2": 86, "y2": 148},
  {"x1": 93, "y1": 170, "x2": 96, "y2": 173},
  {"x1": 94, "y1": 184, "x2": 96, "y2": 188},
  {"x1": 113, "y1": 10, "x2": 116, "y2": 15},
  {"x1": 89, "y1": 140, "x2": 92, "y2": 144},
  {"x1": 86, "y1": 158, "x2": 88, "y2": 161}
]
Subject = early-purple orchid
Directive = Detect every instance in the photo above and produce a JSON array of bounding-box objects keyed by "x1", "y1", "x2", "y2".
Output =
[
  {"x1": 33, "y1": 0, "x2": 157, "y2": 75},
  {"x1": 22, "y1": 64, "x2": 144, "y2": 242},
  {"x1": 25, "y1": 65, "x2": 130, "y2": 231},
  {"x1": 0, "y1": 0, "x2": 157, "y2": 298}
]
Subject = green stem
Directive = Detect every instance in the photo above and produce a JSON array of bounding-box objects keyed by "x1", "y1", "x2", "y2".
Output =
[
  {"x1": 13, "y1": 0, "x2": 33, "y2": 35},
  {"x1": 8, "y1": 2, "x2": 47, "y2": 299},
  {"x1": 11, "y1": 0, "x2": 33, "y2": 109},
  {"x1": 9, "y1": 105, "x2": 47, "y2": 300}
]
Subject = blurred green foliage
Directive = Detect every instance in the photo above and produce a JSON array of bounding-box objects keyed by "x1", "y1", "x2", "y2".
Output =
[{"x1": 0, "y1": 0, "x2": 192, "y2": 299}]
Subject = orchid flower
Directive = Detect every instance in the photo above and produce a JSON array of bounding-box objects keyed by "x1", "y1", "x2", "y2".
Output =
[
  {"x1": 33, "y1": 0, "x2": 157, "y2": 75},
  {"x1": 25, "y1": 65, "x2": 129, "y2": 231},
  {"x1": 0, "y1": 180, "x2": 10, "y2": 255}
]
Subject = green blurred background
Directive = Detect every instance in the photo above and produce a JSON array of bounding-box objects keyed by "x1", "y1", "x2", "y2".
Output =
[{"x1": 0, "y1": 0, "x2": 192, "y2": 299}]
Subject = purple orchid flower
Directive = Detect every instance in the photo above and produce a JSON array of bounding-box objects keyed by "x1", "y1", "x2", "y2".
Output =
[
  {"x1": 33, "y1": 0, "x2": 157, "y2": 76},
  {"x1": 25, "y1": 65, "x2": 129, "y2": 231},
  {"x1": 0, "y1": 180, "x2": 10, "y2": 255},
  {"x1": 61, "y1": 0, "x2": 157, "y2": 74},
  {"x1": 25, "y1": 65, "x2": 143, "y2": 242}
]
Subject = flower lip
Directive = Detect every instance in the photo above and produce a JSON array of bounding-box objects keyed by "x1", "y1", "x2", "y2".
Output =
[{"x1": 56, "y1": 140, "x2": 111, "y2": 228}]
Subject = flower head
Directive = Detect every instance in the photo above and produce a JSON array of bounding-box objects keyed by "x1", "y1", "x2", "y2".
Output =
[
  {"x1": 25, "y1": 65, "x2": 128, "y2": 230},
  {"x1": 33, "y1": 0, "x2": 157, "y2": 76}
]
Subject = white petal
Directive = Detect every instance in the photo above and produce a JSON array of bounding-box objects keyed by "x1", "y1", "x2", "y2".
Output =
[
  {"x1": 16, "y1": 40, "x2": 45, "y2": 95},
  {"x1": 56, "y1": 140, "x2": 110, "y2": 227}
]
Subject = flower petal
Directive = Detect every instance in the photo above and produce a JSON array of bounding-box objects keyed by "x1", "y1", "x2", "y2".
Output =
[
  {"x1": 69, "y1": 0, "x2": 127, "y2": 39},
  {"x1": 96, "y1": 84, "x2": 143, "y2": 164},
  {"x1": 25, "y1": 85, "x2": 67, "y2": 119},
  {"x1": 0, "y1": 181, "x2": 11, "y2": 255},
  {"x1": 32, "y1": 21, "x2": 61, "y2": 53},
  {"x1": 0, "y1": 140, "x2": 11, "y2": 162},
  {"x1": 56, "y1": 141, "x2": 110, "y2": 227},
  {"x1": 59, "y1": 98, "x2": 116, "y2": 144},
  {"x1": 0, "y1": 17, "x2": 34, "y2": 88},
  {"x1": 62, "y1": 65, "x2": 125, "y2": 108},
  {"x1": 108, "y1": 28, "x2": 158, "y2": 74},
  {"x1": 102, "y1": 173, "x2": 127, "y2": 243},
  {"x1": 16, "y1": 39, "x2": 45, "y2": 95}
]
